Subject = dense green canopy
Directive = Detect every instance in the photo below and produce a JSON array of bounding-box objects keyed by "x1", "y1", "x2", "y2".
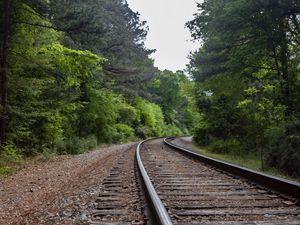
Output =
[
  {"x1": 0, "y1": 0, "x2": 196, "y2": 166},
  {"x1": 2, "y1": 0, "x2": 299, "y2": 179},
  {"x1": 187, "y1": 0, "x2": 300, "y2": 177}
]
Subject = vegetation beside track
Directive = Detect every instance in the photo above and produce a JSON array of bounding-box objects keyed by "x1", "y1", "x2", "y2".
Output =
[
  {"x1": 176, "y1": 138, "x2": 300, "y2": 182},
  {"x1": 187, "y1": 1, "x2": 300, "y2": 178},
  {"x1": 1, "y1": 1, "x2": 299, "y2": 179},
  {"x1": 0, "y1": 1, "x2": 199, "y2": 175}
]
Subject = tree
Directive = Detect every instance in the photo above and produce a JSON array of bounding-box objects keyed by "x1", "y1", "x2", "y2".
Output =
[
  {"x1": 187, "y1": 0, "x2": 300, "y2": 176},
  {"x1": 0, "y1": 0, "x2": 194, "y2": 162},
  {"x1": 0, "y1": 0, "x2": 12, "y2": 144},
  {"x1": 48, "y1": 0, "x2": 156, "y2": 96}
]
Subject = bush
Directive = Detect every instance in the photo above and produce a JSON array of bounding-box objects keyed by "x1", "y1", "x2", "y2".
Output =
[
  {"x1": 117, "y1": 105, "x2": 138, "y2": 126},
  {"x1": 82, "y1": 135, "x2": 98, "y2": 151},
  {"x1": 135, "y1": 127, "x2": 147, "y2": 139},
  {"x1": 55, "y1": 135, "x2": 97, "y2": 155},
  {"x1": 0, "y1": 166, "x2": 13, "y2": 176},
  {"x1": 265, "y1": 121, "x2": 300, "y2": 177},
  {"x1": 193, "y1": 126, "x2": 210, "y2": 145},
  {"x1": 208, "y1": 138, "x2": 242, "y2": 155},
  {"x1": 112, "y1": 124, "x2": 135, "y2": 143},
  {"x1": 279, "y1": 135, "x2": 300, "y2": 177},
  {"x1": 135, "y1": 97, "x2": 167, "y2": 137},
  {"x1": 0, "y1": 143, "x2": 22, "y2": 176},
  {"x1": 163, "y1": 124, "x2": 183, "y2": 136},
  {"x1": 0, "y1": 143, "x2": 22, "y2": 163}
]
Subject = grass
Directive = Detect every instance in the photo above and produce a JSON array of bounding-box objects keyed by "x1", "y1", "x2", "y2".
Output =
[
  {"x1": 200, "y1": 147, "x2": 262, "y2": 170},
  {"x1": 0, "y1": 166, "x2": 15, "y2": 176},
  {"x1": 185, "y1": 142, "x2": 300, "y2": 183}
]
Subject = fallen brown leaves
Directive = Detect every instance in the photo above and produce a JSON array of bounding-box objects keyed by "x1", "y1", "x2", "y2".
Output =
[{"x1": 0, "y1": 143, "x2": 134, "y2": 225}]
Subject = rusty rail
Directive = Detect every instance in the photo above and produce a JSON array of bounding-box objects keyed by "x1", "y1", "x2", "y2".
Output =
[
  {"x1": 164, "y1": 137, "x2": 300, "y2": 200},
  {"x1": 136, "y1": 140, "x2": 173, "y2": 225}
]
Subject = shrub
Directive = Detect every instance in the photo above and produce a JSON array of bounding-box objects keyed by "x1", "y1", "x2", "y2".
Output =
[
  {"x1": 117, "y1": 105, "x2": 138, "y2": 126},
  {"x1": 135, "y1": 97, "x2": 166, "y2": 137},
  {"x1": 0, "y1": 166, "x2": 13, "y2": 176},
  {"x1": 0, "y1": 143, "x2": 22, "y2": 176},
  {"x1": 209, "y1": 138, "x2": 242, "y2": 155},
  {"x1": 192, "y1": 126, "x2": 210, "y2": 145},
  {"x1": 113, "y1": 124, "x2": 135, "y2": 143},
  {"x1": 0, "y1": 143, "x2": 22, "y2": 163},
  {"x1": 265, "y1": 121, "x2": 300, "y2": 177},
  {"x1": 163, "y1": 124, "x2": 182, "y2": 136},
  {"x1": 135, "y1": 127, "x2": 147, "y2": 139},
  {"x1": 81, "y1": 135, "x2": 98, "y2": 151},
  {"x1": 55, "y1": 135, "x2": 97, "y2": 155}
]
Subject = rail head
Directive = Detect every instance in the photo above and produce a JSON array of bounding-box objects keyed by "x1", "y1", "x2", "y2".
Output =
[
  {"x1": 136, "y1": 140, "x2": 173, "y2": 225},
  {"x1": 164, "y1": 137, "x2": 300, "y2": 200}
]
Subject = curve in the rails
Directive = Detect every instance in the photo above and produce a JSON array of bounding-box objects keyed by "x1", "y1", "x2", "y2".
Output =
[
  {"x1": 90, "y1": 144, "x2": 145, "y2": 225},
  {"x1": 137, "y1": 138, "x2": 300, "y2": 225},
  {"x1": 165, "y1": 137, "x2": 300, "y2": 200},
  {"x1": 136, "y1": 139, "x2": 173, "y2": 225}
]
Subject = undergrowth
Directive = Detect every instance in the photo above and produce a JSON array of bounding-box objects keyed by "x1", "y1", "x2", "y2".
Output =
[
  {"x1": 0, "y1": 143, "x2": 22, "y2": 176},
  {"x1": 189, "y1": 141, "x2": 300, "y2": 182}
]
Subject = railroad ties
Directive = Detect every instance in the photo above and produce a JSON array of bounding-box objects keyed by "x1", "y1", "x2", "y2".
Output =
[
  {"x1": 140, "y1": 138, "x2": 300, "y2": 225},
  {"x1": 91, "y1": 146, "x2": 145, "y2": 225}
]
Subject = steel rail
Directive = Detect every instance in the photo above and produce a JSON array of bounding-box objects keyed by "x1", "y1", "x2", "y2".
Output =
[
  {"x1": 164, "y1": 137, "x2": 300, "y2": 200},
  {"x1": 136, "y1": 140, "x2": 174, "y2": 225}
]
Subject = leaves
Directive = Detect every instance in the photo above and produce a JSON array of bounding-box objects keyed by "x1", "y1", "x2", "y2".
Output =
[
  {"x1": 188, "y1": 0, "x2": 300, "y2": 177},
  {"x1": 0, "y1": 0, "x2": 195, "y2": 161}
]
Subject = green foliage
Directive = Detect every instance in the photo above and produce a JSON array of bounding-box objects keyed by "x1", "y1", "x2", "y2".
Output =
[
  {"x1": 208, "y1": 139, "x2": 242, "y2": 155},
  {"x1": 0, "y1": 166, "x2": 13, "y2": 176},
  {"x1": 0, "y1": 143, "x2": 22, "y2": 175},
  {"x1": 148, "y1": 70, "x2": 200, "y2": 133},
  {"x1": 188, "y1": 0, "x2": 300, "y2": 177},
  {"x1": 193, "y1": 127, "x2": 210, "y2": 146},
  {"x1": 164, "y1": 124, "x2": 183, "y2": 136},
  {"x1": 135, "y1": 97, "x2": 165, "y2": 136},
  {"x1": 56, "y1": 135, "x2": 98, "y2": 155},
  {"x1": 49, "y1": 0, "x2": 156, "y2": 96},
  {"x1": 113, "y1": 124, "x2": 135, "y2": 143},
  {"x1": 265, "y1": 121, "x2": 300, "y2": 177},
  {"x1": 0, "y1": 0, "x2": 195, "y2": 169},
  {"x1": 41, "y1": 44, "x2": 105, "y2": 87},
  {"x1": 43, "y1": 112, "x2": 64, "y2": 145},
  {"x1": 117, "y1": 105, "x2": 139, "y2": 126},
  {"x1": 151, "y1": 70, "x2": 182, "y2": 119},
  {"x1": 0, "y1": 143, "x2": 22, "y2": 162}
]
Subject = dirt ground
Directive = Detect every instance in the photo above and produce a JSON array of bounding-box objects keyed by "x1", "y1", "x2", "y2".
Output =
[{"x1": 0, "y1": 143, "x2": 134, "y2": 225}]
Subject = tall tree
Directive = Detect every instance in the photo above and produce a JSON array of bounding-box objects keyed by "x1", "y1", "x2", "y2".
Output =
[
  {"x1": 187, "y1": 0, "x2": 300, "y2": 112},
  {"x1": 48, "y1": 0, "x2": 156, "y2": 96},
  {"x1": 187, "y1": 0, "x2": 300, "y2": 176},
  {"x1": 0, "y1": 0, "x2": 12, "y2": 144}
]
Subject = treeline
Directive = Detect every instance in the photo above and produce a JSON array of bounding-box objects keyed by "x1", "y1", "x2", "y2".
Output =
[
  {"x1": 187, "y1": 0, "x2": 300, "y2": 177},
  {"x1": 0, "y1": 0, "x2": 196, "y2": 163}
]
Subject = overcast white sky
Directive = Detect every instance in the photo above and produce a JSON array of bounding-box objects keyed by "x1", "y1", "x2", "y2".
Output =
[{"x1": 127, "y1": 0, "x2": 200, "y2": 72}]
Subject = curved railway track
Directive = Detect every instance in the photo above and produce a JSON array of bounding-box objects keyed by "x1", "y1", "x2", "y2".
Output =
[
  {"x1": 85, "y1": 145, "x2": 146, "y2": 225},
  {"x1": 137, "y1": 137, "x2": 300, "y2": 225},
  {"x1": 4, "y1": 137, "x2": 299, "y2": 224}
]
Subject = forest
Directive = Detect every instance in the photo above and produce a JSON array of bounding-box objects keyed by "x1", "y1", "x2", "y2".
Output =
[
  {"x1": 187, "y1": 0, "x2": 300, "y2": 177},
  {"x1": 1, "y1": 0, "x2": 299, "y2": 178},
  {"x1": 0, "y1": 0, "x2": 197, "y2": 172}
]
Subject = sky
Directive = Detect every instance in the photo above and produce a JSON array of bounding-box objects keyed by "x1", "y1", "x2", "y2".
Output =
[{"x1": 127, "y1": 0, "x2": 200, "y2": 72}]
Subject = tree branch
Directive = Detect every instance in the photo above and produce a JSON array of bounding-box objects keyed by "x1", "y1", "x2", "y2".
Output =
[
  {"x1": 10, "y1": 50, "x2": 66, "y2": 80},
  {"x1": 12, "y1": 20, "x2": 63, "y2": 31}
]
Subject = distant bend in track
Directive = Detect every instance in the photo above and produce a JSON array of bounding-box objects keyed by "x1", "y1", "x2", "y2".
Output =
[{"x1": 136, "y1": 137, "x2": 300, "y2": 225}]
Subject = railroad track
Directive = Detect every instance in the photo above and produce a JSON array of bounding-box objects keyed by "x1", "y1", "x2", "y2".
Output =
[
  {"x1": 87, "y1": 145, "x2": 145, "y2": 225},
  {"x1": 137, "y1": 137, "x2": 300, "y2": 225},
  {"x1": 67, "y1": 137, "x2": 300, "y2": 225}
]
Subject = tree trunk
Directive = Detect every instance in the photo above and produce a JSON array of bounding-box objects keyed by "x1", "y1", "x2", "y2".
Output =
[
  {"x1": 0, "y1": 0, "x2": 11, "y2": 145},
  {"x1": 279, "y1": 23, "x2": 290, "y2": 116}
]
